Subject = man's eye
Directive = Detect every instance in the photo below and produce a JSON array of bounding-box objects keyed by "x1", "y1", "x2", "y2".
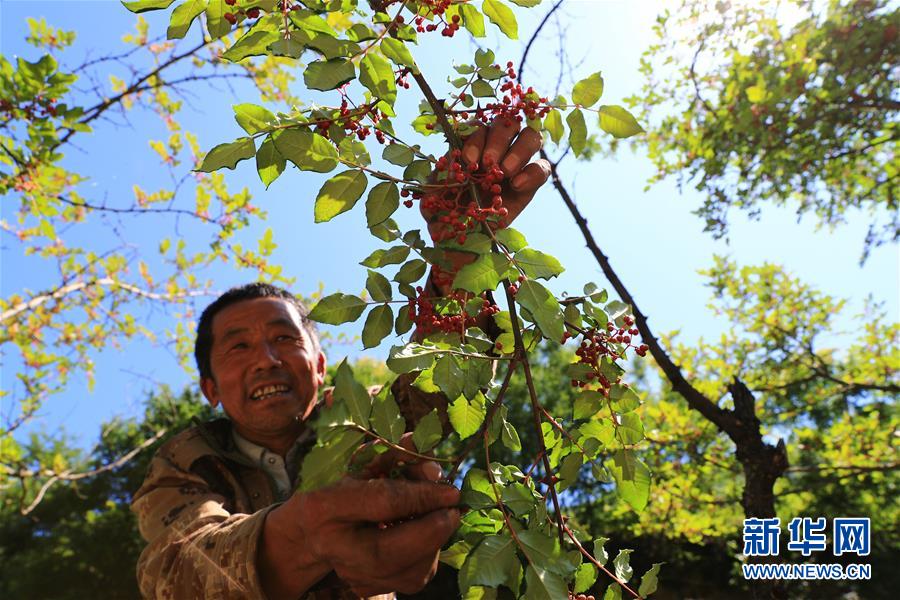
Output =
[
  {"x1": 276, "y1": 335, "x2": 295, "y2": 342},
  {"x1": 230, "y1": 342, "x2": 248, "y2": 351}
]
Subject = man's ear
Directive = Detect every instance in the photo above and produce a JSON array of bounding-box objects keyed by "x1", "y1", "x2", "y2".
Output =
[
  {"x1": 315, "y1": 351, "x2": 327, "y2": 386},
  {"x1": 200, "y1": 377, "x2": 220, "y2": 408}
]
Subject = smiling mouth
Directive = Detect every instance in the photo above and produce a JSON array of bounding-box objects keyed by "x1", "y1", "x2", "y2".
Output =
[{"x1": 250, "y1": 384, "x2": 291, "y2": 401}]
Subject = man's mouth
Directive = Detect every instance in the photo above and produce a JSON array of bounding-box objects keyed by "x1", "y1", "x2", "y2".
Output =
[{"x1": 249, "y1": 384, "x2": 291, "y2": 401}]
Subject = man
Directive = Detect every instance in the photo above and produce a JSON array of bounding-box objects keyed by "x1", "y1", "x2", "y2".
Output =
[{"x1": 132, "y1": 120, "x2": 549, "y2": 599}]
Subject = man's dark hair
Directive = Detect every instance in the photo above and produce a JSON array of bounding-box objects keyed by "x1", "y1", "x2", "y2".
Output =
[{"x1": 194, "y1": 283, "x2": 319, "y2": 381}]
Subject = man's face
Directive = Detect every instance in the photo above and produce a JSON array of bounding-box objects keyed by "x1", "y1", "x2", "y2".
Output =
[{"x1": 200, "y1": 297, "x2": 326, "y2": 442}]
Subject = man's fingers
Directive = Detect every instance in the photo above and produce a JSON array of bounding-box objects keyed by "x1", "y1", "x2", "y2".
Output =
[
  {"x1": 502, "y1": 159, "x2": 551, "y2": 225},
  {"x1": 482, "y1": 119, "x2": 519, "y2": 167},
  {"x1": 321, "y1": 478, "x2": 460, "y2": 523},
  {"x1": 462, "y1": 125, "x2": 487, "y2": 165},
  {"x1": 372, "y1": 507, "x2": 461, "y2": 570},
  {"x1": 500, "y1": 126, "x2": 542, "y2": 178},
  {"x1": 510, "y1": 158, "x2": 551, "y2": 193},
  {"x1": 357, "y1": 433, "x2": 416, "y2": 479}
]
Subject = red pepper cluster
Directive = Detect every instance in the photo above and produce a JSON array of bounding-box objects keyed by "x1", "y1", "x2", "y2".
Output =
[
  {"x1": 564, "y1": 315, "x2": 649, "y2": 391},
  {"x1": 0, "y1": 96, "x2": 58, "y2": 121},
  {"x1": 409, "y1": 1, "x2": 461, "y2": 37},
  {"x1": 402, "y1": 150, "x2": 509, "y2": 244},
  {"x1": 407, "y1": 288, "x2": 499, "y2": 336},
  {"x1": 223, "y1": 0, "x2": 264, "y2": 23},
  {"x1": 314, "y1": 100, "x2": 387, "y2": 144},
  {"x1": 477, "y1": 64, "x2": 551, "y2": 126}
]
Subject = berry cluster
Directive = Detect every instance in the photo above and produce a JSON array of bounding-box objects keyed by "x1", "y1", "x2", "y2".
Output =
[
  {"x1": 480, "y1": 64, "x2": 551, "y2": 126},
  {"x1": 222, "y1": 0, "x2": 264, "y2": 24},
  {"x1": 563, "y1": 315, "x2": 648, "y2": 391},
  {"x1": 407, "y1": 288, "x2": 499, "y2": 336},
  {"x1": 313, "y1": 100, "x2": 388, "y2": 144},
  {"x1": 403, "y1": 150, "x2": 509, "y2": 243},
  {"x1": 409, "y1": 1, "x2": 462, "y2": 37},
  {"x1": 0, "y1": 95, "x2": 58, "y2": 121},
  {"x1": 568, "y1": 594, "x2": 596, "y2": 600}
]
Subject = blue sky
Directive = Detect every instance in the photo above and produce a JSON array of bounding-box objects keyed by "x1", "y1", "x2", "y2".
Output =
[{"x1": 1, "y1": 0, "x2": 897, "y2": 449}]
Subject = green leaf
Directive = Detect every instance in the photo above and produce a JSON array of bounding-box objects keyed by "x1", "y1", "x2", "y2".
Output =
[
  {"x1": 393, "y1": 259, "x2": 427, "y2": 284},
  {"x1": 365, "y1": 270, "x2": 392, "y2": 302},
  {"x1": 433, "y1": 355, "x2": 465, "y2": 400},
  {"x1": 613, "y1": 549, "x2": 634, "y2": 583},
  {"x1": 268, "y1": 33, "x2": 305, "y2": 59},
  {"x1": 205, "y1": 0, "x2": 232, "y2": 40},
  {"x1": 574, "y1": 390, "x2": 604, "y2": 420},
  {"x1": 234, "y1": 103, "x2": 275, "y2": 135},
  {"x1": 314, "y1": 170, "x2": 368, "y2": 223},
  {"x1": 299, "y1": 429, "x2": 365, "y2": 491},
  {"x1": 579, "y1": 419, "x2": 615, "y2": 449},
  {"x1": 574, "y1": 562, "x2": 598, "y2": 594},
  {"x1": 309, "y1": 293, "x2": 367, "y2": 325},
  {"x1": 615, "y1": 412, "x2": 644, "y2": 445},
  {"x1": 382, "y1": 143, "x2": 415, "y2": 166},
  {"x1": 603, "y1": 583, "x2": 623, "y2": 600},
  {"x1": 515, "y1": 248, "x2": 564, "y2": 279},
  {"x1": 412, "y1": 409, "x2": 442, "y2": 452},
  {"x1": 381, "y1": 37, "x2": 417, "y2": 71},
  {"x1": 386, "y1": 343, "x2": 441, "y2": 373},
  {"x1": 605, "y1": 299, "x2": 630, "y2": 325},
  {"x1": 494, "y1": 227, "x2": 528, "y2": 252},
  {"x1": 404, "y1": 159, "x2": 432, "y2": 182},
  {"x1": 472, "y1": 79, "x2": 495, "y2": 98},
  {"x1": 638, "y1": 563, "x2": 664, "y2": 597},
  {"x1": 516, "y1": 280, "x2": 564, "y2": 342},
  {"x1": 460, "y1": 4, "x2": 486, "y2": 37},
  {"x1": 461, "y1": 535, "x2": 517, "y2": 588},
  {"x1": 122, "y1": 0, "x2": 175, "y2": 13},
  {"x1": 609, "y1": 384, "x2": 640, "y2": 413},
  {"x1": 289, "y1": 8, "x2": 337, "y2": 36},
  {"x1": 593, "y1": 538, "x2": 609, "y2": 566},
  {"x1": 598, "y1": 105, "x2": 644, "y2": 138},
  {"x1": 224, "y1": 29, "x2": 280, "y2": 62},
  {"x1": 304, "y1": 59, "x2": 356, "y2": 91},
  {"x1": 518, "y1": 530, "x2": 575, "y2": 577},
  {"x1": 501, "y1": 419, "x2": 521, "y2": 451},
  {"x1": 453, "y1": 254, "x2": 510, "y2": 293},
  {"x1": 483, "y1": 0, "x2": 518, "y2": 39},
  {"x1": 524, "y1": 564, "x2": 568, "y2": 600},
  {"x1": 362, "y1": 304, "x2": 393, "y2": 349},
  {"x1": 572, "y1": 72, "x2": 604, "y2": 107},
  {"x1": 359, "y1": 53, "x2": 397, "y2": 105},
  {"x1": 395, "y1": 305, "x2": 413, "y2": 335},
  {"x1": 197, "y1": 137, "x2": 255, "y2": 172},
  {"x1": 474, "y1": 48, "x2": 494, "y2": 68},
  {"x1": 509, "y1": 0, "x2": 542, "y2": 6},
  {"x1": 339, "y1": 137, "x2": 371, "y2": 166},
  {"x1": 334, "y1": 358, "x2": 373, "y2": 427},
  {"x1": 558, "y1": 452, "x2": 583, "y2": 491},
  {"x1": 273, "y1": 129, "x2": 338, "y2": 173},
  {"x1": 448, "y1": 393, "x2": 486, "y2": 440},
  {"x1": 256, "y1": 136, "x2": 285, "y2": 188},
  {"x1": 608, "y1": 449, "x2": 651, "y2": 512},
  {"x1": 441, "y1": 540, "x2": 472, "y2": 570},
  {"x1": 371, "y1": 390, "x2": 405, "y2": 444},
  {"x1": 543, "y1": 110, "x2": 564, "y2": 145},
  {"x1": 360, "y1": 245, "x2": 410, "y2": 268},
  {"x1": 365, "y1": 182, "x2": 399, "y2": 227},
  {"x1": 566, "y1": 108, "x2": 587, "y2": 157},
  {"x1": 166, "y1": 0, "x2": 206, "y2": 40}
]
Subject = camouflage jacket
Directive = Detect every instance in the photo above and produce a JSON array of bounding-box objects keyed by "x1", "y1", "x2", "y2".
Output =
[{"x1": 131, "y1": 373, "x2": 448, "y2": 600}]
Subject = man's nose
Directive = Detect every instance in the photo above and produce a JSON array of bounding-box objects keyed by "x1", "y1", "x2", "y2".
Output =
[{"x1": 252, "y1": 341, "x2": 283, "y2": 369}]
